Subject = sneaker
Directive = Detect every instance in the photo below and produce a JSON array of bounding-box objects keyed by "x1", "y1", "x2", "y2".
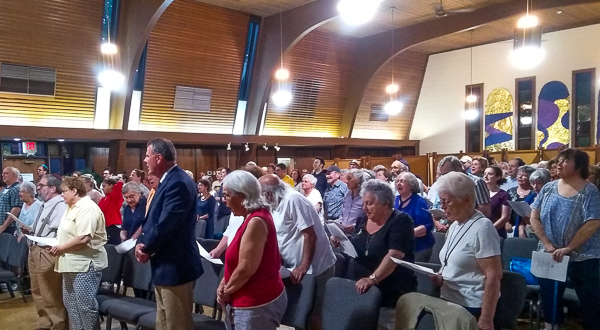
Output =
[
  {"x1": 11, "y1": 283, "x2": 19, "y2": 291},
  {"x1": 0, "y1": 283, "x2": 6, "y2": 291}
]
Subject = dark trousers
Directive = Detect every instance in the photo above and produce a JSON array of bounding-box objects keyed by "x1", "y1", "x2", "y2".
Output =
[
  {"x1": 106, "y1": 225, "x2": 121, "y2": 245},
  {"x1": 539, "y1": 258, "x2": 600, "y2": 330}
]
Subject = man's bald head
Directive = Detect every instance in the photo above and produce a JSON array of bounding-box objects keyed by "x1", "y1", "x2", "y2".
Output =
[
  {"x1": 259, "y1": 174, "x2": 288, "y2": 209},
  {"x1": 258, "y1": 174, "x2": 280, "y2": 187}
]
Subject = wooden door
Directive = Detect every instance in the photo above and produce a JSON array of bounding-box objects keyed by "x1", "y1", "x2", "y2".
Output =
[{"x1": 2, "y1": 158, "x2": 45, "y2": 182}]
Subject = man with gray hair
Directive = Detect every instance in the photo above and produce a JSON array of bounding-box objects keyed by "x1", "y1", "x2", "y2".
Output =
[
  {"x1": 25, "y1": 174, "x2": 68, "y2": 330},
  {"x1": 429, "y1": 156, "x2": 491, "y2": 219},
  {"x1": 259, "y1": 174, "x2": 336, "y2": 329},
  {"x1": 0, "y1": 167, "x2": 22, "y2": 234}
]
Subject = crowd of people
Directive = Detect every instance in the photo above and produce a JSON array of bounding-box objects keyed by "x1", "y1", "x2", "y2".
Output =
[{"x1": 1, "y1": 142, "x2": 600, "y2": 330}]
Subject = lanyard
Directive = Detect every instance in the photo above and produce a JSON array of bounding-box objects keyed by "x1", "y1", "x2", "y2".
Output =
[{"x1": 442, "y1": 213, "x2": 483, "y2": 268}]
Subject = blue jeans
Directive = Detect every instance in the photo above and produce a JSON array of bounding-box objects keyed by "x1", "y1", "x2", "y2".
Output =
[{"x1": 538, "y1": 258, "x2": 600, "y2": 330}]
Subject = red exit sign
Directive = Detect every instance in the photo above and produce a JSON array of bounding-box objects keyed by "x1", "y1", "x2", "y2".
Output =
[{"x1": 23, "y1": 141, "x2": 37, "y2": 153}]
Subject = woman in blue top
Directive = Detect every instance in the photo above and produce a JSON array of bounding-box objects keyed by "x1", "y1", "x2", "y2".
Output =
[
  {"x1": 393, "y1": 172, "x2": 435, "y2": 262},
  {"x1": 18, "y1": 182, "x2": 42, "y2": 234},
  {"x1": 120, "y1": 182, "x2": 147, "y2": 241},
  {"x1": 197, "y1": 178, "x2": 216, "y2": 239},
  {"x1": 531, "y1": 149, "x2": 600, "y2": 330}
]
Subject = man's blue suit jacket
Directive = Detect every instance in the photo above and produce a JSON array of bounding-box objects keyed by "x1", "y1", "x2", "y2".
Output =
[{"x1": 138, "y1": 165, "x2": 203, "y2": 286}]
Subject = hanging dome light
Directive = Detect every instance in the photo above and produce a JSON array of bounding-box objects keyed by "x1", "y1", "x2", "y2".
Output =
[
  {"x1": 465, "y1": 94, "x2": 477, "y2": 103},
  {"x1": 510, "y1": 45, "x2": 545, "y2": 70},
  {"x1": 465, "y1": 109, "x2": 479, "y2": 121},
  {"x1": 98, "y1": 70, "x2": 125, "y2": 90},
  {"x1": 517, "y1": 14, "x2": 538, "y2": 28},
  {"x1": 101, "y1": 42, "x2": 118, "y2": 55},
  {"x1": 337, "y1": 0, "x2": 383, "y2": 26},
  {"x1": 385, "y1": 83, "x2": 399, "y2": 94},
  {"x1": 520, "y1": 116, "x2": 533, "y2": 125},
  {"x1": 272, "y1": 89, "x2": 292, "y2": 107},
  {"x1": 275, "y1": 68, "x2": 289, "y2": 80},
  {"x1": 384, "y1": 100, "x2": 403, "y2": 115}
]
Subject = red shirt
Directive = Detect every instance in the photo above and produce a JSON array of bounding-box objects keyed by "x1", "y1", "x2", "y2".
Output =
[
  {"x1": 224, "y1": 208, "x2": 284, "y2": 308},
  {"x1": 99, "y1": 181, "x2": 123, "y2": 227}
]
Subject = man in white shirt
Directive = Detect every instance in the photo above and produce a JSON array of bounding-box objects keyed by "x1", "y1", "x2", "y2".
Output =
[
  {"x1": 500, "y1": 158, "x2": 525, "y2": 191},
  {"x1": 26, "y1": 174, "x2": 68, "y2": 330},
  {"x1": 259, "y1": 175, "x2": 336, "y2": 329}
]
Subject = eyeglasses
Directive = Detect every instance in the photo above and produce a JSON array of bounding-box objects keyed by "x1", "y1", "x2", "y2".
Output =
[{"x1": 37, "y1": 184, "x2": 50, "y2": 188}]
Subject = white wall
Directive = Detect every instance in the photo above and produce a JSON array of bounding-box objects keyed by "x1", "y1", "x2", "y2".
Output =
[{"x1": 410, "y1": 24, "x2": 600, "y2": 155}]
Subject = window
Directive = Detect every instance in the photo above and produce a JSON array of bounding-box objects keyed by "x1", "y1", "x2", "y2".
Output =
[
  {"x1": 369, "y1": 104, "x2": 388, "y2": 122},
  {"x1": 515, "y1": 77, "x2": 536, "y2": 150},
  {"x1": 101, "y1": 0, "x2": 119, "y2": 43},
  {"x1": 465, "y1": 84, "x2": 483, "y2": 153},
  {"x1": 0, "y1": 64, "x2": 56, "y2": 96},
  {"x1": 572, "y1": 69, "x2": 595, "y2": 147}
]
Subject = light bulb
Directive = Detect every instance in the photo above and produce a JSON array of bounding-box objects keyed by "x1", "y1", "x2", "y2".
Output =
[
  {"x1": 385, "y1": 83, "x2": 399, "y2": 94},
  {"x1": 510, "y1": 46, "x2": 545, "y2": 70},
  {"x1": 517, "y1": 14, "x2": 538, "y2": 28},
  {"x1": 101, "y1": 42, "x2": 118, "y2": 55},
  {"x1": 272, "y1": 90, "x2": 292, "y2": 107},
  {"x1": 98, "y1": 70, "x2": 125, "y2": 90},
  {"x1": 384, "y1": 100, "x2": 403, "y2": 115},
  {"x1": 13, "y1": 138, "x2": 21, "y2": 142},
  {"x1": 520, "y1": 116, "x2": 533, "y2": 125},
  {"x1": 337, "y1": 0, "x2": 383, "y2": 26},
  {"x1": 466, "y1": 94, "x2": 477, "y2": 103},
  {"x1": 275, "y1": 68, "x2": 290, "y2": 80},
  {"x1": 465, "y1": 109, "x2": 479, "y2": 121}
]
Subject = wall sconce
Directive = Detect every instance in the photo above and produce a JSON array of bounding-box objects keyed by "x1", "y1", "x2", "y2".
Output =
[
  {"x1": 274, "y1": 143, "x2": 280, "y2": 151},
  {"x1": 227, "y1": 142, "x2": 231, "y2": 151},
  {"x1": 263, "y1": 143, "x2": 269, "y2": 151},
  {"x1": 245, "y1": 143, "x2": 249, "y2": 151}
]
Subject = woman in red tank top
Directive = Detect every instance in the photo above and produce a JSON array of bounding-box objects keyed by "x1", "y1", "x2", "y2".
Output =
[{"x1": 217, "y1": 171, "x2": 287, "y2": 330}]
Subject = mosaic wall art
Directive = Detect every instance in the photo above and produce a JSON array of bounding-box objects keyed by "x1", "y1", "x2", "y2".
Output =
[
  {"x1": 537, "y1": 81, "x2": 570, "y2": 149},
  {"x1": 485, "y1": 88, "x2": 514, "y2": 152}
]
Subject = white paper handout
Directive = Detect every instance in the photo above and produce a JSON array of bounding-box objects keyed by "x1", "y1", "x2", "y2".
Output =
[
  {"x1": 531, "y1": 251, "x2": 569, "y2": 282},
  {"x1": 507, "y1": 201, "x2": 532, "y2": 218},
  {"x1": 224, "y1": 304, "x2": 233, "y2": 330},
  {"x1": 6, "y1": 212, "x2": 33, "y2": 232},
  {"x1": 25, "y1": 235, "x2": 58, "y2": 247},
  {"x1": 115, "y1": 238, "x2": 137, "y2": 254},
  {"x1": 426, "y1": 209, "x2": 447, "y2": 219},
  {"x1": 391, "y1": 257, "x2": 437, "y2": 276},
  {"x1": 326, "y1": 223, "x2": 358, "y2": 258},
  {"x1": 197, "y1": 241, "x2": 224, "y2": 265},
  {"x1": 280, "y1": 266, "x2": 293, "y2": 279}
]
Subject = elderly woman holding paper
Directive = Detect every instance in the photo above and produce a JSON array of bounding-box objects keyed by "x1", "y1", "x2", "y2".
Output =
[
  {"x1": 49, "y1": 176, "x2": 107, "y2": 330},
  {"x1": 216, "y1": 170, "x2": 287, "y2": 330},
  {"x1": 530, "y1": 149, "x2": 600, "y2": 330},
  {"x1": 430, "y1": 172, "x2": 502, "y2": 330},
  {"x1": 120, "y1": 182, "x2": 147, "y2": 241},
  {"x1": 331, "y1": 179, "x2": 417, "y2": 310},
  {"x1": 507, "y1": 165, "x2": 537, "y2": 237}
]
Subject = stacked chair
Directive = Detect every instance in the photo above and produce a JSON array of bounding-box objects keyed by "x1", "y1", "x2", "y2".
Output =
[{"x1": 0, "y1": 233, "x2": 28, "y2": 302}]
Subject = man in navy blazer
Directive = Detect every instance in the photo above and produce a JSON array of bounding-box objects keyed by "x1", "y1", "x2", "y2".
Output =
[{"x1": 135, "y1": 137, "x2": 203, "y2": 330}]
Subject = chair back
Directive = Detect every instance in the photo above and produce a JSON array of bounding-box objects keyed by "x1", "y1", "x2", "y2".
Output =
[
  {"x1": 322, "y1": 278, "x2": 381, "y2": 330},
  {"x1": 333, "y1": 252, "x2": 347, "y2": 278},
  {"x1": 346, "y1": 258, "x2": 370, "y2": 281},
  {"x1": 495, "y1": 271, "x2": 527, "y2": 329},
  {"x1": 501, "y1": 237, "x2": 538, "y2": 270},
  {"x1": 0, "y1": 233, "x2": 12, "y2": 265},
  {"x1": 415, "y1": 310, "x2": 436, "y2": 330},
  {"x1": 429, "y1": 232, "x2": 446, "y2": 264},
  {"x1": 196, "y1": 220, "x2": 207, "y2": 239},
  {"x1": 198, "y1": 238, "x2": 220, "y2": 252},
  {"x1": 281, "y1": 274, "x2": 317, "y2": 330},
  {"x1": 193, "y1": 258, "x2": 223, "y2": 307},
  {"x1": 415, "y1": 262, "x2": 442, "y2": 298},
  {"x1": 102, "y1": 244, "x2": 125, "y2": 284},
  {"x1": 7, "y1": 236, "x2": 28, "y2": 268},
  {"x1": 122, "y1": 249, "x2": 153, "y2": 292}
]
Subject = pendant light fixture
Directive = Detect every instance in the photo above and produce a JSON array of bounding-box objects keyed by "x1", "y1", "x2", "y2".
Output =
[
  {"x1": 337, "y1": 0, "x2": 383, "y2": 26},
  {"x1": 384, "y1": 7, "x2": 403, "y2": 115},
  {"x1": 272, "y1": 10, "x2": 292, "y2": 107},
  {"x1": 510, "y1": 0, "x2": 544, "y2": 69},
  {"x1": 465, "y1": 29, "x2": 478, "y2": 121}
]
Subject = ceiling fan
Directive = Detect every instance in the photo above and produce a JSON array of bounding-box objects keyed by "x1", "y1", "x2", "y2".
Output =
[{"x1": 434, "y1": 0, "x2": 475, "y2": 17}]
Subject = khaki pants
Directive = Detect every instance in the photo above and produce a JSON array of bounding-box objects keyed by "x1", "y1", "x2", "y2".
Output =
[
  {"x1": 29, "y1": 245, "x2": 68, "y2": 330},
  {"x1": 155, "y1": 281, "x2": 194, "y2": 330}
]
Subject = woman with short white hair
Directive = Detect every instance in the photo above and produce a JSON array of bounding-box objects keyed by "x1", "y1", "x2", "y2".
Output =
[
  {"x1": 217, "y1": 171, "x2": 287, "y2": 330},
  {"x1": 18, "y1": 181, "x2": 42, "y2": 232},
  {"x1": 336, "y1": 168, "x2": 368, "y2": 233},
  {"x1": 430, "y1": 172, "x2": 502, "y2": 330},
  {"x1": 301, "y1": 174, "x2": 323, "y2": 217}
]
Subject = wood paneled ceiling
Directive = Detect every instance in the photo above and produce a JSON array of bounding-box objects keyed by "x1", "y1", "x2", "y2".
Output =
[
  {"x1": 409, "y1": 2, "x2": 600, "y2": 54},
  {"x1": 191, "y1": 0, "x2": 315, "y2": 16}
]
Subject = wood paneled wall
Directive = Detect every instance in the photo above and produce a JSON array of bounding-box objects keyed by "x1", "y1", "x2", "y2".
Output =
[
  {"x1": 351, "y1": 50, "x2": 429, "y2": 140},
  {"x1": 263, "y1": 30, "x2": 359, "y2": 137},
  {"x1": 140, "y1": 0, "x2": 250, "y2": 134},
  {"x1": 0, "y1": 0, "x2": 102, "y2": 128}
]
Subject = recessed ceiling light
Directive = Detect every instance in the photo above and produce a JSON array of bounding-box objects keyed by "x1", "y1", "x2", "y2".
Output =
[
  {"x1": 57, "y1": 139, "x2": 65, "y2": 142},
  {"x1": 556, "y1": 10, "x2": 563, "y2": 14},
  {"x1": 13, "y1": 138, "x2": 21, "y2": 142}
]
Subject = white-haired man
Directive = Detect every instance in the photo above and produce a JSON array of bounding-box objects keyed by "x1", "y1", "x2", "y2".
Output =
[
  {"x1": 259, "y1": 175, "x2": 336, "y2": 329},
  {"x1": 0, "y1": 167, "x2": 22, "y2": 234}
]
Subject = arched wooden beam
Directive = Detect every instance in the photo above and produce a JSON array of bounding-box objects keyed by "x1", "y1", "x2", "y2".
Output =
[
  {"x1": 243, "y1": 0, "x2": 338, "y2": 135},
  {"x1": 109, "y1": 0, "x2": 174, "y2": 130},
  {"x1": 339, "y1": 0, "x2": 600, "y2": 137}
]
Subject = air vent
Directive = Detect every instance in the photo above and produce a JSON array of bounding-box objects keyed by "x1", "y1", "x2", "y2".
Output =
[
  {"x1": 174, "y1": 86, "x2": 211, "y2": 112},
  {"x1": 290, "y1": 78, "x2": 322, "y2": 118},
  {"x1": 369, "y1": 104, "x2": 389, "y2": 122},
  {"x1": 0, "y1": 63, "x2": 56, "y2": 96}
]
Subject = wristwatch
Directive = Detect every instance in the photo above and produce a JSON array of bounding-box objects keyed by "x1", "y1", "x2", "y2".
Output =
[{"x1": 369, "y1": 274, "x2": 378, "y2": 284}]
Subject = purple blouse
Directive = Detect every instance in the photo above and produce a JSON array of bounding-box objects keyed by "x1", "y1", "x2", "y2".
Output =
[{"x1": 490, "y1": 189, "x2": 509, "y2": 238}]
